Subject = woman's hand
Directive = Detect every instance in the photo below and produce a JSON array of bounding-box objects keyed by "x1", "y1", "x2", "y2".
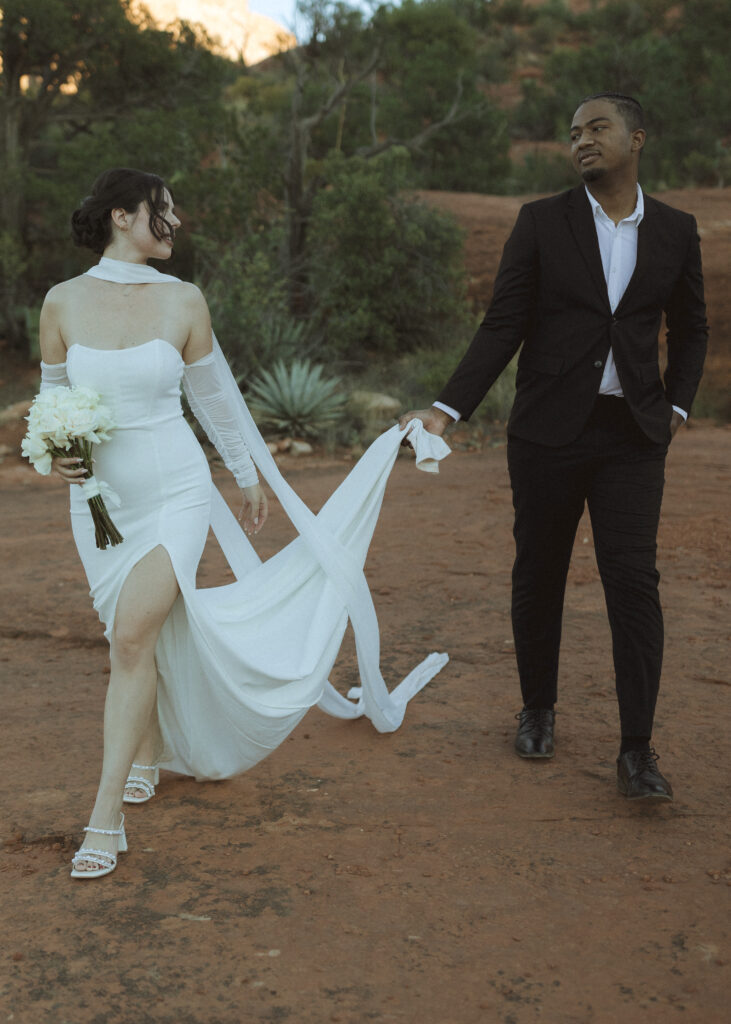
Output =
[
  {"x1": 238, "y1": 484, "x2": 268, "y2": 535},
  {"x1": 53, "y1": 456, "x2": 89, "y2": 484}
]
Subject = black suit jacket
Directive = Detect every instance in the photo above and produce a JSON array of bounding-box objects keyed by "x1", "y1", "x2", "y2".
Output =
[{"x1": 437, "y1": 186, "x2": 708, "y2": 445}]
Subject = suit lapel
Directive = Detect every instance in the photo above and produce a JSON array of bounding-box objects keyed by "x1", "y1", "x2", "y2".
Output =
[
  {"x1": 615, "y1": 191, "x2": 654, "y2": 315},
  {"x1": 565, "y1": 187, "x2": 610, "y2": 311}
]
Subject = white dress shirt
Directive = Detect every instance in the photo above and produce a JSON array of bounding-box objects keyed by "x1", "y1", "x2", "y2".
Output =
[
  {"x1": 590, "y1": 182, "x2": 643, "y2": 397},
  {"x1": 434, "y1": 183, "x2": 686, "y2": 421}
]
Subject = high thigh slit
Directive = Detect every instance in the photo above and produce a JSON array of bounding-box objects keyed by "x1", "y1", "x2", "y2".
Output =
[{"x1": 110, "y1": 545, "x2": 180, "y2": 655}]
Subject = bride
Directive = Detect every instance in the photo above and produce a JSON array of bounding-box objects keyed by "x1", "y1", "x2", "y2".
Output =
[{"x1": 39, "y1": 168, "x2": 449, "y2": 880}]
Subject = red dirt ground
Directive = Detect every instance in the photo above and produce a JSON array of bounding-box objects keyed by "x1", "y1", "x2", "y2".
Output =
[{"x1": 1, "y1": 421, "x2": 729, "y2": 1024}]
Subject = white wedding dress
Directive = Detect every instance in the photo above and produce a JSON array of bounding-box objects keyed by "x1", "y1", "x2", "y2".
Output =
[{"x1": 43, "y1": 258, "x2": 449, "y2": 781}]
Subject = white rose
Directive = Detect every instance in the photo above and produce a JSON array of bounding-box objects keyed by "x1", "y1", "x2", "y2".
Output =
[
  {"x1": 72, "y1": 385, "x2": 99, "y2": 406},
  {"x1": 49, "y1": 423, "x2": 72, "y2": 448},
  {"x1": 33, "y1": 451, "x2": 54, "y2": 474},
  {"x1": 66, "y1": 408, "x2": 98, "y2": 438},
  {"x1": 21, "y1": 435, "x2": 53, "y2": 474},
  {"x1": 24, "y1": 386, "x2": 114, "y2": 473},
  {"x1": 35, "y1": 405, "x2": 63, "y2": 433},
  {"x1": 21, "y1": 434, "x2": 49, "y2": 462}
]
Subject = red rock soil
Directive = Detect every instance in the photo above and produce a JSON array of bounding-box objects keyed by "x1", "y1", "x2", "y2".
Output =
[
  {"x1": 0, "y1": 188, "x2": 729, "y2": 1023},
  {"x1": 0, "y1": 424, "x2": 729, "y2": 1024}
]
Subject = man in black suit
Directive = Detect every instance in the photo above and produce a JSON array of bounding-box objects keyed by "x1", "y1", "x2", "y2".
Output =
[{"x1": 400, "y1": 93, "x2": 708, "y2": 800}]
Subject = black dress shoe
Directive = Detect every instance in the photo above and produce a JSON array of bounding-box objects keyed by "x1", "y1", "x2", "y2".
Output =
[
  {"x1": 616, "y1": 748, "x2": 673, "y2": 801},
  {"x1": 514, "y1": 708, "x2": 555, "y2": 759}
]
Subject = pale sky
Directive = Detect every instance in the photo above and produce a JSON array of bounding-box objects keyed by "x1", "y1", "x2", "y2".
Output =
[{"x1": 250, "y1": 1, "x2": 379, "y2": 37}]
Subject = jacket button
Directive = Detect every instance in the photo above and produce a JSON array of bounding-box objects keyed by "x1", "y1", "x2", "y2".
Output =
[
  {"x1": 594, "y1": 360, "x2": 603, "y2": 368},
  {"x1": 611, "y1": 316, "x2": 618, "y2": 323}
]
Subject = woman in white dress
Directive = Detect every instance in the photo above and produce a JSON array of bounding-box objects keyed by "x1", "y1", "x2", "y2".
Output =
[{"x1": 39, "y1": 168, "x2": 449, "y2": 880}]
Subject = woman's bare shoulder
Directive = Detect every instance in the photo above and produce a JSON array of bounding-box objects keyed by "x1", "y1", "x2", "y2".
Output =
[
  {"x1": 43, "y1": 275, "x2": 93, "y2": 307},
  {"x1": 171, "y1": 280, "x2": 207, "y2": 307}
]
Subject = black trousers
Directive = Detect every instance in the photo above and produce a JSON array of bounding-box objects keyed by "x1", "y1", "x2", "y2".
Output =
[{"x1": 507, "y1": 396, "x2": 668, "y2": 738}]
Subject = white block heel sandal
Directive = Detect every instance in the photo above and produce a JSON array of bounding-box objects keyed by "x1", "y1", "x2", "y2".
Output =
[
  {"x1": 123, "y1": 763, "x2": 160, "y2": 804},
  {"x1": 70, "y1": 814, "x2": 128, "y2": 879}
]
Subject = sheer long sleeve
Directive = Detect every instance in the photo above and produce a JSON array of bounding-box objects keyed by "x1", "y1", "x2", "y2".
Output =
[
  {"x1": 40, "y1": 361, "x2": 70, "y2": 390},
  {"x1": 183, "y1": 352, "x2": 258, "y2": 488}
]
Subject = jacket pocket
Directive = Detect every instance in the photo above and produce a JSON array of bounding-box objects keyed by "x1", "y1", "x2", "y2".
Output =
[
  {"x1": 639, "y1": 362, "x2": 661, "y2": 383},
  {"x1": 519, "y1": 352, "x2": 565, "y2": 376}
]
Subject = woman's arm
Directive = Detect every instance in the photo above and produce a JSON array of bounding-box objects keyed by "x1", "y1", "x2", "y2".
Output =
[
  {"x1": 39, "y1": 286, "x2": 69, "y2": 366},
  {"x1": 181, "y1": 283, "x2": 214, "y2": 365},
  {"x1": 39, "y1": 286, "x2": 88, "y2": 484},
  {"x1": 181, "y1": 286, "x2": 268, "y2": 534}
]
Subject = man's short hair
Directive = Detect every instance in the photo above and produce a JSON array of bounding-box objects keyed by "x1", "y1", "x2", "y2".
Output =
[{"x1": 579, "y1": 92, "x2": 645, "y2": 133}]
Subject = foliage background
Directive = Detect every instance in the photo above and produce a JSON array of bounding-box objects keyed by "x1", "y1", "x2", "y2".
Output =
[{"x1": 1, "y1": 0, "x2": 727, "y2": 424}]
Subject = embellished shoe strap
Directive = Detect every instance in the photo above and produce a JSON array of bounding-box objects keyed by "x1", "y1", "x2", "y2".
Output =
[
  {"x1": 130, "y1": 763, "x2": 158, "y2": 772},
  {"x1": 72, "y1": 848, "x2": 117, "y2": 869},
  {"x1": 82, "y1": 813, "x2": 125, "y2": 837},
  {"x1": 125, "y1": 775, "x2": 155, "y2": 797}
]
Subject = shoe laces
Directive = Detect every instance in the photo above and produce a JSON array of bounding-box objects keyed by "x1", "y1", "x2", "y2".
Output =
[
  {"x1": 515, "y1": 709, "x2": 555, "y2": 722},
  {"x1": 631, "y1": 747, "x2": 660, "y2": 771}
]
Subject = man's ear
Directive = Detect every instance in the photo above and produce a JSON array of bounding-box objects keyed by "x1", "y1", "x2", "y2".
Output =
[{"x1": 631, "y1": 128, "x2": 646, "y2": 155}]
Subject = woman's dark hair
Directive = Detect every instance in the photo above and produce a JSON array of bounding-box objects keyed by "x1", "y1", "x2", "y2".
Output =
[{"x1": 71, "y1": 168, "x2": 171, "y2": 254}]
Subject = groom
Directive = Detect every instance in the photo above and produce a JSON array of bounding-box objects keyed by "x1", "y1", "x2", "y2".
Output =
[{"x1": 400, "y1": 93, "x2": 708, "y2": 800}]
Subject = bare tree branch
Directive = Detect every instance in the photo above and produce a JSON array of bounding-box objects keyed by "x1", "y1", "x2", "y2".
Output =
[
  {"x1": 300, "y1": 47, "x2": 380, "y2": 135},
  {"x1": 356, "y1": 73, "x2": 470, "y2": 159},
  {"x1": 369, "y1": 70, "x2": 378, "y2": 148}
]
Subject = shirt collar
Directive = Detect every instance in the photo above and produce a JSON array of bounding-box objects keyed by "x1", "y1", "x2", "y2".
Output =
[{"x1": 585, "y1": 182, "x2": 644, "y2": 226}]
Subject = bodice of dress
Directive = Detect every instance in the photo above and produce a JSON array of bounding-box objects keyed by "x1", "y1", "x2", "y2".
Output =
[{"x1": 67, "y1": 338, "x2": 185, "y2": 431}]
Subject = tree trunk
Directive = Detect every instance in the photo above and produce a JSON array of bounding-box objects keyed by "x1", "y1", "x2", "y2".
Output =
[
  {"x1": 0, "y1": 78, "x2": 29, "y2": 351},
  {"x1": 283, "y1": 77, "x2": 312, "y2": 316}
]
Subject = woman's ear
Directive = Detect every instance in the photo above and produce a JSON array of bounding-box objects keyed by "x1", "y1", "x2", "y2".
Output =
[{"x1": 110, "y1": 207, "x2": 128, "y2": 231}]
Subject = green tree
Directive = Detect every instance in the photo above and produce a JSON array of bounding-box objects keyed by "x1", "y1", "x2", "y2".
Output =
[
  {"x1": 307, "y1": 150, "x2": 470, "y2": 360},
  {"x1": 263, "y1": 0, "x2": 507, "y2": 312},
  {"x1": 0, "y1": 0, "x2": 230, "y2": 348},
  {"x1": 509, "y1": 0, "x2": 731, "y2": 189}
]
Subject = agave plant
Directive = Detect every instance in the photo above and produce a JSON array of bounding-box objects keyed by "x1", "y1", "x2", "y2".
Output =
[
  {"x1": 246, "y1": 359, "x2": 347, "y2": 439},
  {"x1": 256, "y1": 314, "x2": 314, "y2": 370}
]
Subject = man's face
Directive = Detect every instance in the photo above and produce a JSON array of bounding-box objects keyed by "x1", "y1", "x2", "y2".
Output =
[{"x1": 570, "y1": 99, "x2": 644, "y2": 182}]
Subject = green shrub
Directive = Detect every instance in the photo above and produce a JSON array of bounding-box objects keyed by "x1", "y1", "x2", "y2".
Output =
[
  {"x1": 683, "y1": 145, "x2": 731, "y2": 188},
  {"x1": 413, "y1": 345, "x2": 518, "y2": 423},
  {"x1": 307, "y1": 150, "x2": 471, "y2": 361},
  {"x1": 22, "y1": 305, "x2": 42, "y2": 360},
  {"x1": 194, "y1": 230, "x2": 296, "y2": 377},
  {"x1": 350, "y1": 332, "x2": 518, "y2": 427},
  {"x1": 690, "y1": 379, "x2": 731, "y2": 423},
  {"x1": 503, "y1": 151, "x2": 576, "y2": 195}
]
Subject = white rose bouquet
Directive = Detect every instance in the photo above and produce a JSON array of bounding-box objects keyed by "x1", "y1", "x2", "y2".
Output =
[{"x1": 21, "y1": 385, "x2": 124, "y2": 549}]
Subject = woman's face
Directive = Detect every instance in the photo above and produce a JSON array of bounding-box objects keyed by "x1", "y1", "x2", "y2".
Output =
[{"x1": 114, "y1": 188, "x2": 181, "y2": 260}]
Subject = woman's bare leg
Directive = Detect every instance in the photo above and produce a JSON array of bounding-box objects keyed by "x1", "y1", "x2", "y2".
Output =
[{"x1": 74, "y1": 546, "x2": 179, "y2": 870}]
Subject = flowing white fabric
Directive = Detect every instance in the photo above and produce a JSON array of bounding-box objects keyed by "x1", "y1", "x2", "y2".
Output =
[{"x1": 62, "y1": 256, "x2": 450, "y2": 778}]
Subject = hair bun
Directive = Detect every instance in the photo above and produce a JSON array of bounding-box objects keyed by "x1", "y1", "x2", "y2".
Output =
[{"x1": 71, "y1": 201, "x2": 108, "y2": 255}]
